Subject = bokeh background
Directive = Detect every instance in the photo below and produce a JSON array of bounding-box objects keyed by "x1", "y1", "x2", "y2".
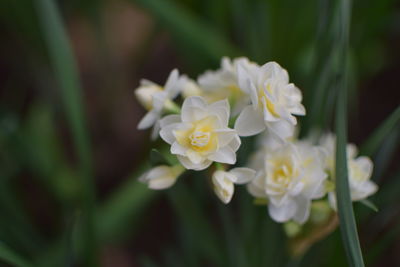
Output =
[{"x1": 1, "y1": 0, "x2": 399, "y2": 266}]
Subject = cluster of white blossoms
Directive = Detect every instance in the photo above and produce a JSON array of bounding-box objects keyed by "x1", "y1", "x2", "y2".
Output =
[{"x1": 135, "y1": 57, "x2": 378, "y2": 227}]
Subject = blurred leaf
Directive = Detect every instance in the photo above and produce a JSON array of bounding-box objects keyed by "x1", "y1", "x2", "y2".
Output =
[
  {"x1": 359, "y1": 199, "x2": 378, "y2": 212},
  {"x1": 36, "y1": 167, "x2": 156, "y2": 266},
  {"x1": 368, "y1": 126, "x2": 399, "y2": 183},
  {"x1": 97, "y1": 178, "x2": 156, "y2": 241},
  {"x1": 149, "y1": 149, "x2": 170, "y2": 166},
  {"x1": 34, "y1": 0, "x2": 97, "y2": 265},
  {"x1": 334, "y1": 0, "x2": 365, "y2": 266},
  {"x1": 218, "y1": 205, "x2": 247, "y2": 267},
  {"x1": 133, "y1": 0, "x2": 240, "y2": 65},
  {"x1": 0, "y1": 242, "x2": 33, "y2": 267},
  {"x1": 360, "y1": 105, "x2": 400, "y2": 157},
  {"x1": 168, "y1": 179, "x2": 224, "y2": 266}
]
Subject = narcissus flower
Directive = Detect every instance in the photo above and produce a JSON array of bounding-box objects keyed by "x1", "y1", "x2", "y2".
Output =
[
  {"x1": 135, "y1": 69, "x2": 183, "y2": 130},
  {"x1": 198, "y1": 57, "x2": 258, "y2": 115},
  {"x1": 139, "y1": 165, "x2": 184, "y2": 190},
  {"x1": 212, "y1": 167, "x2": 256, "y2": 204},
  {"x1": 234, "y1": 61, "x2": 305, "y2": 138},
  {"x1": 160, "y1": 96, "x2": 241, "y2": 170},
  {"x1": 319, "y1": 133, "x2": 378, "y2": 209},
  {"x1": 248, "y1": 141, "x2": 327, "y2": 224}
]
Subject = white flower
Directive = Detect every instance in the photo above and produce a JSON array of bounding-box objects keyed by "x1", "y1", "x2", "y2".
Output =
[
  {"x1": 212, "y1": 167, "x2": 256, "y2": 204},
  {"x1": 234, "y1": 61, "x2": 305, "y2": 138},
  {"x1": 159, "y1": 96, "x2": 241, "y2": 170},
  {"x1": 247, "y1": 141, "x2": 327, "y2": 224},
  {"x1": 319, "y1": 133, "x2": 378, "y2": 209},
  {"x1": 181, "y1": 76, "x2": 203, "y2": 98},
  {"x1": 197, "y1": 57, "x2": 258, "y2": 115},
  {"x1": 135, "y1": 69, "x2": 184, "y2": 130},
  {"x1": 139, "y1": 165, "x2": 184, "y2": 190}
]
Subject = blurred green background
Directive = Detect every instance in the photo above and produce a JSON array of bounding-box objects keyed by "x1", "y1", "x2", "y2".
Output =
[{"x1": 0, "y1": 0, "x2": 399, "y2": 266}]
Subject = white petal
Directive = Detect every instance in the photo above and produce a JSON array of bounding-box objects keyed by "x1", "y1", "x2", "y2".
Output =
[
  {"x1": 164, "y1": 69, "x2": 179, "y2": 93},
  {"x1": 208, "y1": 146, "x2": 236, "y2": 164},
  {"x1": 354, "y1": 156, "x2": 373, "y2": 176},
  {"x1": 247, "y1": 182, "x2": 266, "y2": 198},
  {"x1": 292, "y1": 196, "x2": 311, "y2": 224},
  {"x1": 266, "y1": 119, "x2": 295, "y2": 140},
  {"x1": 328, "y1": 192, "x2": 337, "y2": 211},
  {"x1": 181, "y1": 96, "x2": 207, "y2": 122},
  {"x1": 208, "y1": 99, "x2": 230, "y2": 125},
  {"x1": 159, "y1": 123, "x2": 179, "y2": 144},
  {"x1": 237, "y1": 63, "x2": 252, "y2": 94},
  {"x1": 212, "y1": 171, "x2": 235, "y2": 204},
  {"x1": 152, "y1": 91, "x2": 168, "y2": 112},
  {"x1": 138, "y1": 111, "x2": 158, "y2": 130},
  {"x1": 260, "y1": 61, "x2": 289, "y2": 83},
  {"x1": 289, "y1": 103, "x2": 306, "y2": 116},
  {"x1": 177, "y1": 155, "x2": 212, "y2": 170},
  {"x1": 186, "y1": 149, "x2": 204, "y2": 164},
  {"x1": 214, "y1": 129, "x2": 237, "y2": 147},
  {"x1": 234, "y1": 105, "x2": 266, "y2": 136},
  {"x1": 261, "y1": 97, "x2": 280, "y2": 122},
  {"x1": 171, "y1": 142, "x2": 186, "y2": 155},
  {"x1": 140, "y1": 166, "x2": 178, "y2": 190},
  {"x1": 352, "y1": 181, "x2": 378, "y2": 201},
  {"x1": 160, "y1": 114, "x2": 181, "y2": 128},
  {"x1": 268, "y1": 198, "x2": 297, "y2": 223},
  {"x1": 150, "y1": 121, "x2": 161, "y2": 140},
  {"x1": 229, "y1": 167, "x2": 256, "y2": 184},
  {"x1": 228, "y1": 135, "x2": 241, "y2": 152}
]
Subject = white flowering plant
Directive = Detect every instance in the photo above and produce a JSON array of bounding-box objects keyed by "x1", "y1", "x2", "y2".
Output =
[{"x1": 135, "y1": 57, "x2": 379, "y2": 255}]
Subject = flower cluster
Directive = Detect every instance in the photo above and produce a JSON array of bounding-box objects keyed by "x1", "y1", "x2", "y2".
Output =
[{"x1": 134, "y1": 57, "x2": 378, "y2": 228}]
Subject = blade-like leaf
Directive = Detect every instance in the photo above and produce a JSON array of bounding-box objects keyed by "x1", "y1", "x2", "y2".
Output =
[
  {"x1": 334, "y1": 0, "x2": 365, "y2": 266},
  {"x1": 359, "y1": 199, "x2": 378, "y2": 212},
  {"x1": 34, "y1": 0, "x2": 97, "y2": 265},
  {"x1": 360, "y1": 105, "x2": 400, "y2": 156},
  {"x1": 0, "y1": 242, "x2": 33, "y2": 267},
  {"x1": 133, "y1": 0, "x2": 240, "y2": 63}
]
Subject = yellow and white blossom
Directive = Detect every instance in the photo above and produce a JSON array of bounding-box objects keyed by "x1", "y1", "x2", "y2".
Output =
[
  {"x1": 247, "y1": 141, "x2": 327, "y2": 224},
  {"x1": 212, "y1": 167, "x2": 256, "y2": 204},
  {"x1": 234, "y1": 61, "x2": 305, "y2": 138},
  {"x1": 159, "y1": 96, "x2": 241, "y2": 170},
  {"x1": 197, "y1": 57, "x2": 259, "y2": 115},
  {"x1": 139, "y1": 165, "x2": 184, "y2": 190},
  {"x1": 135, "y1": 69, "x2": 184, "y2": 130},
  {"x1": 319, "y1": 133, "x2": 378, "y2": 209}
]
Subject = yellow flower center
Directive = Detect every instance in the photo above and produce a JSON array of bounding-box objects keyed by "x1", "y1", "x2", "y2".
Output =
[
  {"x1": 174, "y1": 116, "x2": 218, "y2": 153},
  {"x1": 189, "y1": 131, "x2": 210, "y2": 147},
  {"x1": 267, "y1": 158, "x2": 298, "y2": 194}
]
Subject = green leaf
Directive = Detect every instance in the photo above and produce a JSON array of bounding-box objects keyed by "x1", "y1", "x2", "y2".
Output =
[
  {"x1": 0, "y1": 242, "x2": 33, "y2": 267},
  {"x1": 168, "y1": 180, "x2": 224, "y2": 266},
  {"x1": 360, "y1": 105, "x2": 400, "y2": 156},
  {"x1": 35, "y1": 167, "x2": 156, "y2": 267},
  {"x1": 34, "y1": 0, "x2": 97, "y2": 265},
  {"x1": 334, "y1": 0, "x2": 365, "y2": 266},
  {"x1": 359, "y1": 199, "x2": 378, "y2": 212},
  {"x1": 132, "y1": 0, "x2": 240, "y2": 64}
]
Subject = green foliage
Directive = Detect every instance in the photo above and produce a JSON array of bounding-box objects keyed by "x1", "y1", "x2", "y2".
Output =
[{"x1": 0, "y1": 242, "x2": 33, "y2": 267}]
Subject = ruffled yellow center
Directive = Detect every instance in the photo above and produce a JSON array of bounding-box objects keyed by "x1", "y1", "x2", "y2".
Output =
[
  {"x1": 174, "y1": 116, "x2": 218, "y2": 153},
  {"x1": 259, "y1": 84, "x2": 279, "y2": 117}
]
